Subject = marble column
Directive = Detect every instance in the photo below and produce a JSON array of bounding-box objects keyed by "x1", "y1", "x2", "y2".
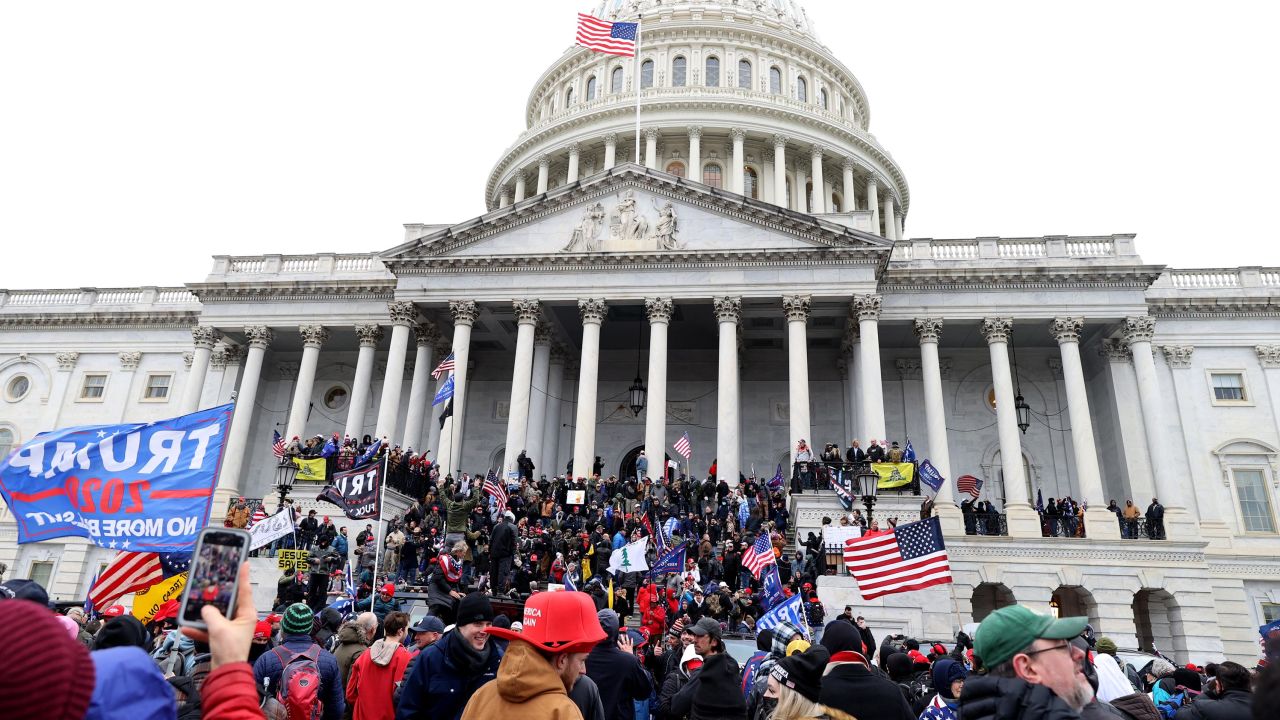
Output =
[
  {"x1": 376, "y1": 302, "x2": 420, "y2": 442},
  {"x1": 1124, "y1": 316, "x2": 1191, "y2": 530},
  {"x1": 285, "y1": 325, "x2": 329, "y2": 441},
  {"x1": 643, "y1": 298, "x2": 674, "y2": 480},
  {"x1": 809, "y1": 145, "x2": 826, "y2": 214},
  {"x1": 715, "y1": 297, "x2": 742, "y2": 486},
  {"x1": 43, "y1": 352, "x2": 79, "y2": 431},
  {"x1": 498, "y1": 191, "x2": 510, "y2": 208},
  {"x1": 536, "y1": 155, "x2": 550, "y2": 194},
  {"x1": 841, "y1": 158, "x2": 857, "y2": 212},
  {"x1": 541, "y1": 347, "x2": 568, "y2": 476},
  {"x1": 854, "y1": 295, "x2": 886, "y2": 443},
  {"x1": 514, "y1": 172, "x2": 526, "y2": 202},
  {"x1": 439, "y1": 300, "x2": 479, "y2": 476},
  {"x1": 895, "y1": 211, "x2": 905, "y2": 240},
  {"x1": 524, "y1": 324, "x2": 553, "y2": 473},
  {"x1": 914, "y1": 319, "x2": 954, "y2": 495},
  {"x1": 213, "y1": 345, "x2": 243, "y2": 406},
  {"x1": 687, "y1": 126, "x2": 702, "y2": 180},
  {"x1": 867, "y1": 177, "x2": 880, "y2": 235},
  {"x1": 844, "y1": 320, "x2": 861, "y2": 442},
  {"x1": 1052, "y1": 317, "x2": 1119, "y2": 539},
  {"x1": 794, "y1": 165, "x2": 808, "y2": 212},
  {"x1": 1258, "y1": 346, "x2": 1280, "y2": 458},
  {"x1": 772, "y1": 135, "x2": 788, "y2": 209},
  {"x1": 571, "y1": 299, "x2": 607, "y2": 480},
  {"x1": 503, "y1": 300, "x2": 541, "y2": 477},
  {"x1": 346, "y1": 324, "x2": 383, "y2": 441},
  {"x1": 784, "y1": 295, "x2": 812, "y2": 465},
  {"x1": 566, "y1": 143, "x2": 581, "y2": 183},
  {"x1": 180, "y1": 326, "x2": 221, "y2": 414},
  {"x1": 401, "y1": 323, "x2": 439, "y2": 452},
  {"x1": 603, "y1": 133, "x2": 617, "y2": 170},
  {"x1": 425, "y1": 338, "x2": 450, "y2": 462},
  {"x1": 116, "y1": 351, "x2": 142, "y2": 422},
  {"x1": 882, "y1": 197, "x2": 897, "y2": 241},
  {"x1": 216, "y1": 326, "x2": 271, "y2": 504},
  {"x1": 981, "y1": 317, "x2": 1039, "y2": 536},
  {"x1": 730, "y1": 128, "x2": 746, "y2": 195},
  {"x1": 644, "y1": 129, "x2": 659, "y2": 169}
]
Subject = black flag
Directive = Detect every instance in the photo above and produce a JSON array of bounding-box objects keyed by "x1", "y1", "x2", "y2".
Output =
[
  {"x1": 438, "y1": 398, "x2": 453, "y2": 429},
  {"x1": 317, "y1": 461, "x2": 382, "y2": 519}
]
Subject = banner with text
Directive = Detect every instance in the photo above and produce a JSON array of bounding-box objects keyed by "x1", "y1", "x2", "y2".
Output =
[
  {"x1": 248, "y1": 508, "x2": 295, "y2": 550},
  {"x1": 133, "y1": 572, "x2": 188, "y2": 623},
  {"x1": 317, "y1": 462, "x2": 383, "y2": 520}
]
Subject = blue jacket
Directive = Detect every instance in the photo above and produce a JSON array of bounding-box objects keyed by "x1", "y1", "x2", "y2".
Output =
[
  {"x1": 396, "y1": 628, "x2": 502, "y2": 720},
  {"x1": 86, "y1": 647, "x2": 174, "y2": 720},
  {"x1": 334, "y1": 534, "x2": 349, "y2": 559},
  {"x1": 252, "y1": 633, "x2": 346, "y2": 720},
  {"x1": 354, "y1": 593, "x2": 403, "y2": 622}
]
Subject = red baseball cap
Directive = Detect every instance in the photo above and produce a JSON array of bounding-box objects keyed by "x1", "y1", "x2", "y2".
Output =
[
  {"x1": 381, "y1": 583, "x2": 396, "y2": 596},
  {"x1": 486, "y1": 591, "x2": 606, "y2": 654},
  {"x1": 254, "y1": 621, "x2": 272, "y2": 640},
  {"x1": 103, "y1": 605, "x2": 126, "y2": 618},
  {"x1": 266, "y1": 613, "x2": 282, "y2": 624},
  {"x1": 153, "y1": 599, "x2": 180, "y2": 622}
]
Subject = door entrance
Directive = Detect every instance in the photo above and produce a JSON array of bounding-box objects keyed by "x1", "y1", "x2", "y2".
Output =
[{"x1": 618, "y1": 445, "x2": 673, "y2": 481}]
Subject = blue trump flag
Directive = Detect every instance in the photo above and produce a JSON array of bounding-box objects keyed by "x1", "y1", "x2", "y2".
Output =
[
  {"x1": 756, "y1": 594, "x2": 810, "y2": 640},
  {"x1": 433, "y1": 375, "x2": 455, "y2": 406},
  {"x1": 761, "y1": 564, "x2": 785, "y2": 610},
  {"x1": 650, "y1": 542, "x2": 687, "y2": 578},
  {"x1": 0, "y1": 404, "x2": 233, "y2": 552},
  {"x1": 918, "y1": 459, "x2": 944, "y2": 493},
  {"x1": 903, "y1": 439, "x2": 916, "y2": 462}
]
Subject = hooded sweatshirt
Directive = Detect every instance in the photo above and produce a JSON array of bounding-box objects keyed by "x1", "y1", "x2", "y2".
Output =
[
  {"x1": 585, "y1": 609, "x2": 652, "y2": 720},
  {"x1": 346, "y1": 637, "x2": 411, "y2": 720},
  {"x1": 86, "y1": 646, "x2": 176, "y2": 720},
  {"x1": 459, "y1": 639, "x2": 581, "y2": 720}
]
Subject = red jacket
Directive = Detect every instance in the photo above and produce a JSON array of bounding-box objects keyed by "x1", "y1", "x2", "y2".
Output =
[
  {"x1": 201, "y1": 662, "x2": 266, "y2": 720},
  {"x1": 345, "y1": 639, "x2": 410, "y2": 720}
]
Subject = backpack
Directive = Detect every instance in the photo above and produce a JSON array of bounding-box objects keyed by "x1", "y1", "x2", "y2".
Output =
[
  {"x1": 1155, "y1": 690, "x2": 1185, "y2": 720},
  {"x1": 273, "y1": 644, "x2": 325, "y2": 720}
]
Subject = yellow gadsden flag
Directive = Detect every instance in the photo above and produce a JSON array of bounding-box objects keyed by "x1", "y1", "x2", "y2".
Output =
[
  {"x1": 293, "y1": 457, "x2": 327, "y2": 482},
  {"x1": 132, "y1": 572, "x2": 188, "y2": 623},
  {"x1": 871, "y1": 462, "x2": 915, "y2": 490}
]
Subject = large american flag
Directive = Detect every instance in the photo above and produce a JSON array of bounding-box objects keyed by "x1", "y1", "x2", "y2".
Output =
[
  {"x1": 88, "y1": 551, "x2": 191, "y2": 608},
  {"x1": 843, "y1": 516, "x2": 953, "y2": 600},
  {"x1": 272, "y1": 430, "x2": 286, "y2": 459},
  {"x1": 956, "y1": 474, "x2": 983, "y2": 498},
  {"x1": 742, "y1": 532, "x2": 776, "y2": 579},
  {"x1": 575, "y1": 13, "x2": 638, "y2": 57},
  {"x1": 673, "y1": 432, "x2": 692, "y2": 460},
  {"x1": 431, "y1": 352, "x2": 455, "y2": 380},
  {"x1": 483, "y1": 469, "x2": 507, "y2": 512}
]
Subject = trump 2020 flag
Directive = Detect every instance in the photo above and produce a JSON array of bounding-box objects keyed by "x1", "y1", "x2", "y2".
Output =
[
  {"x1": 649, "y1": 542, "x2": 686, "y2": 578},
  {"x1": 317, "y1": 460, "x2": 384, "y2": 520},
  {"x1": 918, "y1": 459, "x2": 944, "y2": 493},
  {"x1": 756, "y1": 594, "x2": 811, "y2": 640},
  {"x1": 433, "y1": 375, "x2": 454, "y2": 406},
  {"x1": 0, "y1": 404, "x2": 233, "y2": 552},
  {"x1": 761, "y1": 564, "x2": 785, "y2": 611}
]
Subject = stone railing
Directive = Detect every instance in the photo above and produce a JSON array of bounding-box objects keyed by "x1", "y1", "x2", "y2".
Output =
[
  {"x1": 893, "y1": 235, "x2": 1135, "y2": 262},
  {"x1": 0, "y1": 287, "x2": 199, "y2": 310},
  {"x1": 209, "y1": 253, "x2": 388, "y2": 280},
  {"x1": 1152, "y1": 267, "x2": 1280, "y2": 290}
]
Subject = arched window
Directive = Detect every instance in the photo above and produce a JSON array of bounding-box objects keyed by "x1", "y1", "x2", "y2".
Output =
[
  {"x1": 565, "y1": 87, "x2": 575, "y2": 107},
  {"x1": 738, "y1": 59, "x2": 752, "y2": 89},
  {"x1": 705, "y1": 56, "x2": 720, "y2": 87},
  {"x1": 0, "y1": 428, "x2": 13, "y2": 459},
  {"x1": 819, "y1": 88, "x2": 828, "y2": 109},
  {"x1": 586, "y1": 76, "x2": 597, "y2": 101},
  {"x1": 796, "y1": 76, "x2": 807, "y2": 102},
  {"x1": 611, "y1": 66, "x2": 624, "y2": 93},
  {"x1": 805, "y1": 181, "x2": 813, "y2": 212},
  {"x1": 744, "y1": 167, "x2": 759, "y2": 198},
  {"x1": 641, "y1": 59, "x2": 654, "y2": 89},
  {"x1": 769, "y1": 66, "x2": 782, "y2": 95},
  {"x1": 702, "y1": 163, "x2": 723, "y2": 188},
  {"x1": 672, "y1": 56, "x2": 687, "y2": 87},
  {"x1": 666, "y1": 161, "x2": 686, "y2": 178}
]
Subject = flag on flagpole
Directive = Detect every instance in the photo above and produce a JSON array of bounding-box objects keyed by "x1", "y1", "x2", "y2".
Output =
[
  {"x1": 756, "y1": 594, "x2": 810, "y2": 640},
  {"x1": 431, "y1": 353, "x2": 455, "y2": 380},
  {"x1": 483, "y1": 469, "x2": 508, "y2": 512},
  {"x1": 575, "y1": 13, "x2": 638, "y2": 57},
  {"x1": 649, "y1": 542, "x2": 686, "y2": 578},
  {"x1": 956, "y1": 474, "x2": 983, "y2": 498},
  {"x1": 673, "y1": 432, "x2": 692, "y2": 460},
  {"x1": 564, "y1": 570, "x2": 577, "y2": 592},
  {"x1": 767, "y1": 463, "x2": 784, "y2": 491},
  {"x1": 1036, "y1": 487, "x2": 1044, "y2": 514},
  {"x1": 760, "y1": 564, "x2": 785, "y2": 610},
  {"x1": 903, "y1": 439, "x2": 916, "y2": 462},
  {"x1": 88, "y1": 551, "x2": 191, "y2": 608},
  {"x1": 843, "y1": 516, "x2": 953, "y2": 600},
  {"x1": 918, "y1": 459, "x2": 944, "y2": 493},
  {"x1": 433, "y1": 375, "x2": 455, "y2": 406},
  {"x1": 249, "y1": 504, "x2": 268, "y2": 527},
  {"x1": 742, "y1": 532, "x2": 776, "y2": 579},
  {"x1": 272, "y1": 430, "x2": 287, "y2": 459},
  {"x1": 355, "y1": 438, "x2": 382, "y2": 467},
  {"x1": 827, "y1": 472, "x2": 854, "y2": 511},
  {"x1": 608, "y1": 536, "x2": 650, "y2": 575}
]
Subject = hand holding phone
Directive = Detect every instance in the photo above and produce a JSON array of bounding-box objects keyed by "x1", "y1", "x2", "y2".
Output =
[
  {"x1": 179, "y1": 528, "x2": 252, "y2": 632},
  {"x1": 181, "y1": 561, "x2": 256, "y2": 669}
]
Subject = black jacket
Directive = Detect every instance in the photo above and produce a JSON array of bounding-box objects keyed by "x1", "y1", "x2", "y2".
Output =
[
  {"x1": 1173, "y1": 691, "x2": 1252, "y2": 720},
  {"x1": 820, "y1": 661, "x2": 915, "y2": 720},
  {"x1": 586, "y1": 612, "x2": 653, "y2": 720},
  {"x1": 958, "y1": 675, "x2": 1080, "y2": 720},
  {"x1": 490, "y1": 519, "x2": 517, "y2": 561}
]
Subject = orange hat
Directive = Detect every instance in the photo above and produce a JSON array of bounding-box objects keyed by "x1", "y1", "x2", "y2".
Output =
[{"x1": 486, "y1": 590, "x2": 606, "y2": 654}]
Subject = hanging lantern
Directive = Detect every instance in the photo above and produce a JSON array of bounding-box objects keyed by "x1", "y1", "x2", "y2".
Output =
[
  {"x1": 1015, "y1": 393, "x2": 1031, "y2": 434},
  {"x1": 628, "y1": 375, "x2": 647, "y2": 416}
]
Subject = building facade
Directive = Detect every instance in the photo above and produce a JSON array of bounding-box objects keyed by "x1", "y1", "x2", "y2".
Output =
[{"x1": 2, "y1": 0, "x2": 1278, "y2": 664}]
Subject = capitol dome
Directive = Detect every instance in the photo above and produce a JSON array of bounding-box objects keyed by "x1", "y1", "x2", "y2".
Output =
[{"x1": 485, "y1": 0, "x2": 910, "y2": 240}]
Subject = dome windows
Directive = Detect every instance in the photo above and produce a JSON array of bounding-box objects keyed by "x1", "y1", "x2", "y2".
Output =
[
  {"x1": 705, "y1": 56, "x2": 720, "y2": 87},
  {"x1": 819, "y1": 88, "x2": 828, "y2": 109},
  {"x1": 702, "y1": 163, "x2": 723, "y2": 189},
  {"x1": 672, "y1": 56, "x2": 687, "y2": 87},
  {"x1": 769, "y1": 66, "x2": 782, "y2": 95},
  {"x1": 796, "y1": 76, "x2": 807, "y2": 102},
  {"x1": 666, "y1": 161, "x2": 686, "y2": 178},
  {"x1": 586, "y1": 76, "x2": 597, "y2": 101},
  {"x1": 611, "y1": 66, "x2": 624, "y2": 93},
  {"x1": 738, "y1": 59, "x2": 752, "y2": 89},
  {"x1": 566, "y1": 86, "x2": 575, "y2": 107},
  {"x1": 744, "y1": 166, "x2": 759, "y2": 199},
  {"x1": 641, "y1": 59, "x2": 654, "y2": 89}
]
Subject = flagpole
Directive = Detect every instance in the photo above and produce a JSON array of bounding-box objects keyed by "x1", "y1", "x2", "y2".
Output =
[
  {"x1": 372, "y1": 452, "x2": 389, "y2": 587},
  {"x1": 633, "y1": 16, "x2": 642, "y2": 164}
]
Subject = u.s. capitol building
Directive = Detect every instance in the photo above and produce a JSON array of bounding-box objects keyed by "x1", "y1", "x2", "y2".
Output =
[{"x1": 2, "y1": 0, "x2": 1277, "y2": 664}]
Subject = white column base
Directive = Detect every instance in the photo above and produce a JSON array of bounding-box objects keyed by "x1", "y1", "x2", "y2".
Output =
[
  {"x1": 1084, "y1": 506, "x2": 1121, "y2": 540},
  {"x1": 1004, "y1": 503, "x2": 1043, "y2": 538},
  {"x1": 935, "y1": 502, "x2": 965, "y2": 536}
]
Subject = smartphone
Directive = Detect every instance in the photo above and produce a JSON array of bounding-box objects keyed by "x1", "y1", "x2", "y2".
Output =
[{"x1": 179, "y1": 527, "x2": 252, "y2": 630}]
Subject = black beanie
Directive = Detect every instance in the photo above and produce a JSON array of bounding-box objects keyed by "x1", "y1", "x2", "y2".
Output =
[
  {"x1": 771, "y1": 645, "x2": 830, "y2": 704},
  {"x1": 756, "y1": 628, "x2": 774, "y2": 653},
  {"x1": 1172, "y1": 668, "x2": 1202, "y2": 692},
  {"x1": 886, "y1": 651, "x2": 914, "y2": 681},
  {"x1": 455, "y1": 592, "x2": 495, "y2": 626},
  {"x1": 93, "y1": 615, "x2": 149, "y2": 650},
  {"x1": 820, "y1": 619, "x2": 863, "y2": 655},
  {"x1": 691, "y1": 653, "x2": 748, "y2": 718}
]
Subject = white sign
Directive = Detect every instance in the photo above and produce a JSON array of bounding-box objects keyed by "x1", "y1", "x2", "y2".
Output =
[
  {"x1": 823, "y1": 525, "x2": 862, "y2": 550},
  {"x1": 249, "y1": 509, "x2": 295, "y2": 550},
  {"x1": 566, "y1": 490, "x2": 586, "y2": 505}
]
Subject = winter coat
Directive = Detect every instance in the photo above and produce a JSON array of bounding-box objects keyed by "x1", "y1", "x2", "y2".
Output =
[
  {"x1": 444, "y1": 490, "x2": 479, "y2": 533},
  {"x1": 569, "y1": 670, "x2": 608, "y2": 720},
  {"x1": 354, "y1": 593, "x2": 404, "y2": 624},
  {"x1": 334, "y1": 623, "x2": 372, "y2": 686},
  {"x1": 459, "y1": 639, "x2": 581, "y2": 720},
  {"x1": 397, "y1": 628, "x2": 502, "y2": 720},
  {"x1": 85, "y1": 646, "x2": 175, "y2": 720},
  {"x1": 347, "y1": 638, "x2": 411, "y2": 720},
  {"x1": 958, "y1": 675, "x2": 1080, "y2": 720},
  {"x1": 491, "y1": 519, "x2": 517, "y2": 561},
  {"x1": 819, "y1": 660, "x2": 916, "y2": 720},
  {"x1": 252, "y1": 634, "x2": 346, "y2": 720},
  {"x1": 314, "y1": 607, "x2": 344, "y2": 653},
  {"x1": 1109, "y1": 694, "x2": 1160, "y2": 720},
  {"x1": 586, "y1": 611, "x2": 653, "y2": 720},
  {"x1": 201, "y1": 662, "x2": 267, "y2": 720},
  {"x1": 1173, "y1": 691, "x2": 1252, "y2": 720}
]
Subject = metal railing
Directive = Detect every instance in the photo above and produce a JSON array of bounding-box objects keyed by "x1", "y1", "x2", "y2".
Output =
[
  {"x1": 793, "y1": 460, "x2": 921, "y2": 495},
  {"x1": 963, "y1": 511, "x2": 1008, "y2": 536}
]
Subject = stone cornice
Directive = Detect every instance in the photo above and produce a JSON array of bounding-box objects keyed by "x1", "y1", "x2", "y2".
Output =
[
  {"x1": 1147, "y1": 297, "x2": 1280, "y2": 318},
  {"x1": 391, "y1": 246, "x2": 883, "y2": 276},
  {"x1": 0, "y1": 311, "x2": 201, "y2": 330},
  {"x1": 188, "y1": 281, "x2": 397, "y2": 303},
  {"x1": 880, "y1": 264, "x2": 1164, "y2": 291}
]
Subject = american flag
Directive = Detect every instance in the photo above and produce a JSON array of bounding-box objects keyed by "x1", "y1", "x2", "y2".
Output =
[
  {"x1": 956, "y1": 474, "x2": 983, "y2": 498},
  {"x1": 843, "y1": 516, "x2": 953, "y2": 600},
  {"x1": 431, "y1": 352, "x2": 455, "y2": 380},
  {"x1": 575, "y1": 13, "x2": 638, "y2": 57},
  {"x1": 87, "y1": 551, "x2": 191, "y2": 608},
  {"x1": 250, "y1": 504, "x2": 267, "y2": 527},
  {"x1": 483, "y1": 469, "x2": 507, "y2": 512},
  {"x1": 673, "y1": 432, "x2": 692, "y2": 460},
  {"x1": 742, "y1": 532, "x2": 776, "y2": 579},
  {"x1": 272, "y1": 430, "x2": 286, "y2": 459}
]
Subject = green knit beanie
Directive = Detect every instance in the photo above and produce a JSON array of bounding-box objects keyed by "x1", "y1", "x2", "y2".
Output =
[
  {"x1": 282, "y1": 603, "x2": 314, "y2": 636},
  {"x1": 1095, "y1": 637, "x2": 1117, "y2": 657}
]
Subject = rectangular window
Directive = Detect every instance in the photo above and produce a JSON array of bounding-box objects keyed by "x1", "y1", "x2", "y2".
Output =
[
  {"x1": 80, "y1": 374, "x2": 107, "y2": 400},
  {"x1": 1233, "y1": 469, "x2": 1276, "y2": 533},
  {"x1": 1263, "y1": 602, "x2": 1280, "y2": 624},
  {"x1": 1211, "y1": 372, "x2": 1247, "y2": 402},
  {"x1": 143, "y1": 373, "x2": 172, "y2": 401},
  {"x1": 29, "y1": 561, "x2": 54, "y2": 589}
]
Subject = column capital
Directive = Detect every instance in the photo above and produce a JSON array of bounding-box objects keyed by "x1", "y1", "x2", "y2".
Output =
[
  {"x1": 865, "y1": 174, "x2": 879, "y2": 187},
  {"x1": 278, "y1": 362, "x2": 300, "y2": 381},
  {"x1": 537, "y1": 154, "x2": 551, "y2": 169},
  {"x1": 603, "y1": 133, "x2": 618, "y2": 146},
  {"x1": 643, "y1": 128, "x2": 659, "y2": 140},
  {"x1": 355, "y1": 324, "x2": 384, "y2": 348},
  {"x1": 842, "y1": 156, "x2": 857, "y2": 171},
  {"x1": 687, "y1": 125, "x2": 703, "y2": 139},
  {"x1": 550, "y1": 344, "x2": 569, "y2": 363},
  {"x1": 782, "y1": 294, "x2": 811, "y2": 323},
  {"x1": 182, "y1": 352, "x2": 194, "y2": 369},
  {"x1": 433, "y1": 340, "x2": 452, "y2": 360},
  {"x1": 210, "y1": 348, "x2": 229, "y2": 369},
  {"x1": 645, "y1": 297, "x2": 674, "y2": 324},
  {"x1": 449, "y1": 300, "x2": 480, "y2": 326},
  {"x1": 1257, "y1": 345, "x2": 1280, "y2": 368},
  {"x1": 729, "y1": 127, "x2": 746, "y2": 142},
  {"x1": 56, "y1": 351, "x2": 80, "y2": 371},
  {"x1": 299, "y1": 324, "x2": 330, "y2": 349},
  {"x1": 413, "y1": 323, "x2": 440, "y2": 347},
  {"x1": 387, "y1": 301, "x2": 416, "y2": 326},
  {"x1": 118, "y1": 351, "x2": 142, "y2": 371},
  {"x1": 844, "y1": 316, "x2": 861, "y2": 344},
  {"x1": 713, "y1": 296, "x2": 742, "y2": 324},
  {"x1": 1123, "y1": 316, "x2": 1156, "y2": 344},
  {"x1": 578, "y1": 298, "x2": 607, "y2": 324},
  {"x1": 980, "y1": 317, "x2": 1013, "y2": 344},
  {"x1": 853, "y1": 293, "x2": 882, "y2": 321},
  {"x1": 771, "y1": 133, "x2": 789, "y2": 147},
  {"x1": 1047, "y1": 357, "x2": 1063, "y2": 375},
  {"x1": 1050, "y1": 317, "x2": 1083, "y2": 344},
  {"x1": 192, "y1": 326, "x2": 221, "y2": 350},
  {"x1": 513, "y1": 299, "x2": 542, "y2": 325},
  {"x1": 1099, "y1": 338, "x2": 1133, "y2": 363},
  {"x1": 810, "y1": 143, "x2": 826, "y2": 159},
  {"x1": 566, "y1": 141, "x2": 581, "y2": 155},
  {"x1": 221, "y1": 344, "x2": 244, "y2": 366},
  {"x1": 1160, "y1": 345, "x2": 1195, "y2": 369},
  {"x1": 913, "y1": 317, "x2": 943, "y2": 343},
  {"x1": 245, "y1": 326, "x2": 273, "y2": 349}
]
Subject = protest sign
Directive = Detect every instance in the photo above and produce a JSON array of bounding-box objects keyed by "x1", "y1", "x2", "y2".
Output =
[
  {"x1": 248, "y1": 508, "x2": 295, "y2": 550},
  {"x1": 277, "y1": 548, "x2": 310, "y2": 573},
  {"x1": 566, "y1": 490, "x2": 586, "y2": 505}
]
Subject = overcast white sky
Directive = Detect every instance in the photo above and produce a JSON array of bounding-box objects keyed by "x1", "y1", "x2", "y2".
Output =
[{"x1": 2, "y1": 1, "x2": 1277, "y2": 290}]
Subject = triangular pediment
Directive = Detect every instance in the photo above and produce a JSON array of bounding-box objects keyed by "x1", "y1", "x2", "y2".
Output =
[{"x1": 382, "y1": 164, "x2": 891, "y2": 264}]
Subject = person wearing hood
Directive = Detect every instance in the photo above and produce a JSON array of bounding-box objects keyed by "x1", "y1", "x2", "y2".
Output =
[
  {"x1": 1093, "y1": 652, "x2": 1158, "y2": 720},
  {"x1": 887, "y1": 652, "x2": 927, "y2": 715},
  {"x1": 459, "y1": 590, "x2": 605, "y2": 720},
  {"x1": 920, "y1": 658, "x2": 967, "y2": 720},
  {"x1": 253, "y1": 602, "x2": 346, "y2": 720},
  {"x1": 816, "y1": 619, "x2": 914, "y2": 720},
  {"x1": 585, "y1": 608, "x2": 653, "y2": 720},
  {"x1": 747, "y1": 620, "x2": 807, "y2": 720},
  {"x1": 337, "y1": 612, "x2": 379, "y2": 686},
  {"x1": 767, "y1": 644, "x2": 848, "y2": 720},
  {"x1": 1174, "y1": 660, "x2": 1250, "y2": 720},
  {"x1": 347, "y1": 611, "x2": 412, "y2": 720},
  {"x1": 314, "y1": 606, "x2": 344, "y2": 652},
  {"x1": 398, "y1": 593, "x2": 503, "y2": 720},
  {"x1": 660, "y1": 640, "x2": 703, "y2": 718},
  {"x1": 688, "y1": 651, "x2": 751, "y2": 719}
]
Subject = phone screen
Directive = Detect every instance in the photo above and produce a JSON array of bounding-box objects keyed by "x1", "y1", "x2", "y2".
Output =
[{"x1": 182, "y1": 530, "x2": 248, "y2": 623}]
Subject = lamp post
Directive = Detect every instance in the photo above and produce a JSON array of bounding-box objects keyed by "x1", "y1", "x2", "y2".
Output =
[
  {"x1": 274, "y1": 458, "x2": 299, "y2": 513},
  {"x1": 629, "y1": 313, "x2": 647, "y2": 417},
  {"x1": 855, "y1": 468, "x2": 880, "y2": 524}
]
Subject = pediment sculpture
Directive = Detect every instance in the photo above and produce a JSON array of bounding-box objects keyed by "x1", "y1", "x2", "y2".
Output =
[{"x1": 563, "y1": 190, "x2": 681, "y2": 252}]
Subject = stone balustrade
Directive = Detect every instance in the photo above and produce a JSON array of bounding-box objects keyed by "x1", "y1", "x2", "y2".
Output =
[
  {"x1": 892, "y1": 234, "x2": 1136, "y2": 262},
  {"x1": 0, "y1": 286, "x2": 198, "y2": 311},
  {"x1": 207, "y1": 253, "x2": 389, "y2": 282}
]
